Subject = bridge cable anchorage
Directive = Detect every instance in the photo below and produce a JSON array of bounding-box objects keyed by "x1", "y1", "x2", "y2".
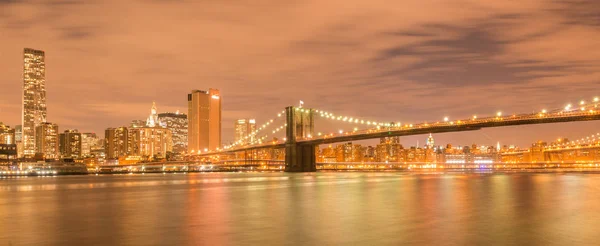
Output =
[{"x1": 223, "y1": 109, "x2": 287, "y2": 150}]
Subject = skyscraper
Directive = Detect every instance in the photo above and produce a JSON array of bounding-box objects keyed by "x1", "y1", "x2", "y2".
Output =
[
  {"x1": 145, "y1": 102, "x2": 164, "y2": 128},
  {"x1": 105, "y1": 127, "x2": 129, "y2": 159},
  {"x1": 128, "y1": 127, "x2": 172, "y2": 159},
  {"x1": 35, "y1": 122, "x2": 58, "y2": 159},
  {"x1": 59, "y1": 129, "x2": 82, "y2": 158},
  {"x1": 0, "y1": 123, "x2": 15, "y2": 145},
  {"x1": 188, "y1": 89, "x2": 221, "y2": 152},
  {"x1": 426, "y1": 134, "x2": 435, "y2": 149},
  {"x1": 81, "y1": 132, "x2": 99, "y2": 157},
  {"x1": 234, "y1": 119, "x2": 256, "y2": 145},
  {"x1": 22, "y1": 48, "x2": 47, "y2": 157},
  {"x1": 158, "y1": 111, "x2": 188, "y2": 153}
]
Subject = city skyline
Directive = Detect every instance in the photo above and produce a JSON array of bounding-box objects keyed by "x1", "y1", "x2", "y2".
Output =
[{"x1": 1, "y1": 0, "x2": 600, "y2": 147}]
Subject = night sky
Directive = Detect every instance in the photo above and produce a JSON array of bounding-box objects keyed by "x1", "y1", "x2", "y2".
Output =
[{"x1": 1, "y1": 0, "x2": 600, "y2": 147}]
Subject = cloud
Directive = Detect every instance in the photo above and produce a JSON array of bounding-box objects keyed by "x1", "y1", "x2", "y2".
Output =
[{"x1": 1, "y1": 0, "x2": 600, "y2": 146}]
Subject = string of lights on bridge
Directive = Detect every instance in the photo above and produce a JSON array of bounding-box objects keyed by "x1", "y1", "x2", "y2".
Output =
[
  {"x1": 222, "y1": 109, "x2": 288, "y2": 150},
  {"x1": 204, "y1": 96, "x2": 600, "y2": 154},
  {"x1": 547, "y1": 132, "x2": 600, "y2": 150}
]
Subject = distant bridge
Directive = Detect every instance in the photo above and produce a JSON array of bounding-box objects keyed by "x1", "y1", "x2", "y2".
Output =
[{"x1": 194, "y1": 98, "x2": 600, "y2": 172}]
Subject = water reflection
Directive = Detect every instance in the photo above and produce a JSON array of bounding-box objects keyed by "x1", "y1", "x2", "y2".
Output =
[{"x1": 1, "y1": 172, "x2": 600, "y2": 245}]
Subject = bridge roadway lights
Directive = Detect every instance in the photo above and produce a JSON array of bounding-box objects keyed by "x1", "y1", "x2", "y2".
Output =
[{"x1": 284, "y1": 143, "x2": 317, "y2": 172}]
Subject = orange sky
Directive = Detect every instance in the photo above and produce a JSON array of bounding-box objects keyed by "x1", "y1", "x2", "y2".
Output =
[{"x1": 1, "y1": 0, "x2": 599, "y2": 146}]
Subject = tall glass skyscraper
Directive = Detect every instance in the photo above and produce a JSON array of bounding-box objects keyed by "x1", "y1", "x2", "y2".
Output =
[
  {"x1": 158, "y1": 111, "x2": 188, "y2": 153},
  {"x1": 188, "y1": 89, "x2": 221, "y2": 152},
  {"x1": 22, "y1": 48, "x2": 47, "y2": 157}
]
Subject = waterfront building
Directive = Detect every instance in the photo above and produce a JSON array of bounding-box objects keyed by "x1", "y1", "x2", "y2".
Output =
[
  {"x1": 188, "y1": 89, "x2": 221, "y2": 152},
  {"x1": 376, "y1": 137, "x2": 402, "y2": 162},
  {"x1": 59, "y1": 129, "x2": 82, "y2": 158},
  {"x1": 128, "y1": 127, "x2": 172, "y2": 160},
  {"x1": 105, "y1": 127, "x2": 129, "y2": 159},
  {"x1": 319, "y1": 145, "x2": 336, "y2": 163},
  {"x1": 0, "y1": 123, "x2": 15, "y2": 145},
  {"x1": 158, "y1": 111, "x2": 188, "y2": 153},
  {"x1": 81, "y1": 133, "x2": 99, "y2": 157},
  {"x1": 35, "y1": 122, "x2": 58, "y2": 159},
  {"x1": 234, "y1": 119, "x2": 256, "y2": 145},
  {"x1": 0, "y1": 123, "x2": 17, "y2": 162},
  {"x1": 22, "y1": 48, "x2": 47, "y2": 157}
]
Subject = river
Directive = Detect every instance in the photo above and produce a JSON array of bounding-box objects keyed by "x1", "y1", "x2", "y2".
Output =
[{"x1": 1, "y1": 172, "x2": 599, "y2": 245}]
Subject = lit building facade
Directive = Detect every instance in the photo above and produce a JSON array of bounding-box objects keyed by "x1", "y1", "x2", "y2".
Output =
[
  {"x1": 426, "y1": 134, "x2": 435, "y2": 149},
  {"x1": 81, "y1": 133, "x2": 100, "y2": 157},
  {"x1": 234, "y1": 119, "x2": 256, "y2": 145},
  {"x1": 105, "y1": 127, "x2": 129, "y2": 159},
  {"x1": 59, "y1": 129, "x2": 82, "y2": 158},
  {"x1": 188, "y1": 89, "x2": 221, "y2": 152},
  {"x1": 22, "y1": 48, "x2": 47, "y2": 157},
  {"x1": 145, "y1": 102, "x2": 165, "y2": 128},
  {"x1": 128, "y1": 127, "x2": 172, "y2": 159},
  {"x1": 0, "y1": 123, "x2": 15, "y2": 145},
  {"x1": 158, "y1": 112, "x2": 188, "y2": 153},
  {"x1": 35, "y1": 122, "x2": 58, "y2": 159}
]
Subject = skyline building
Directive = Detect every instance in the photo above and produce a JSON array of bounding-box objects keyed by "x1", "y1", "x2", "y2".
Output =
[
  {"x1": 0, "y1": 123, "x2": 15, "y2": 145},
  {"x1": 105, "y1": 127, "x2": 128, "y2": 159},
  {"x1": 158, "y1": 111, "x2": 188, "y2": 153},
  {"x1": 234, "y1": 119, "x2": 256, "y2": 145},
  {"x1": 59, "y1": 129, "x2": 82, "y2": 158},
  {"x1": 22, "y1": 48, "x2": 47, "y2": 157},
  {"x1": 128, "y1": 127, "x2": 172, "y2": 159},
  {"x1": 145, "y1": 102, "x2": 165, "y2": 128},
  {"x1": 81, "y1": 132, "x2": 100, "y2": 157},
  {"x1": 188, "y1": 89, "x2": 221, "y2": 152},
  {"x1": 35, "y1": 122, "x2": 58, "y2": 159},
  {"x1": 426, "y1": 134, "x2": 435, "y2": 149}
]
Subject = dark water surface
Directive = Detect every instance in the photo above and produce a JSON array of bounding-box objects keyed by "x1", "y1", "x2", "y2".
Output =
[{"x1": 1, "y1": 172, "x2": 600, "y2": 245}]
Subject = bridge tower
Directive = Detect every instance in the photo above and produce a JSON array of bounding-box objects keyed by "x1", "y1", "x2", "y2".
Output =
[{"x1": 284, "y1": 106, "x2": 317, "y2": 172}]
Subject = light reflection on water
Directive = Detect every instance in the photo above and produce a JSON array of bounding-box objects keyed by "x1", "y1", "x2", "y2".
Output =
[{"x1": 1, "y1": 172, "x2": 600, "y2": 245}]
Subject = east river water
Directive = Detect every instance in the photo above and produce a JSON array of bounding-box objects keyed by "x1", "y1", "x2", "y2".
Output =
[{"x1": 1, "y1": 172, "x2": 600, "y2": 245}]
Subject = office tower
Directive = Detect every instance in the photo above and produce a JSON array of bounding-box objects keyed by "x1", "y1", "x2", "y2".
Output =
[
  {"x1": 35, "y1": 122, "x2": 58, "y2": 159},
  {"x1": 128, "y1": 127, "x2": 172, "y2": 159},
  {"x1": 234, "y1": 119, "x2": 256, "y2": 145},
  {"x1": 81, "y1": 133, "x2": 98, "y2": 157},
  {"x1": 14, "y1": 125, "x2": 22, "y2": 143},
  {"x1": 105, "y1": 127, "x2": 129, "y2": 159},
  {"x1": 59, "y1": 129, "x2": 82, "y2": 158},
  {"x1": 145, "y1": 102, "x2": 165, "y2": 127},
  {"x1": 22, "y1": 48, "x2": 47, "y2": 157},
  {"x1": 14, "y1": 125, "x2": 23, "y2": 158},
  {"x1": 158, "y1": 111, "x2": 188, "y2": 153},
  {"x1": 426, "y1": 134, "x2": 435, "y2": 149},
  {"x1": 0, "y1": 123, "x2": 15, "y2": 145},
  {"x1": 188, "y1": 89, "x2": 221, "y2": 152}
]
